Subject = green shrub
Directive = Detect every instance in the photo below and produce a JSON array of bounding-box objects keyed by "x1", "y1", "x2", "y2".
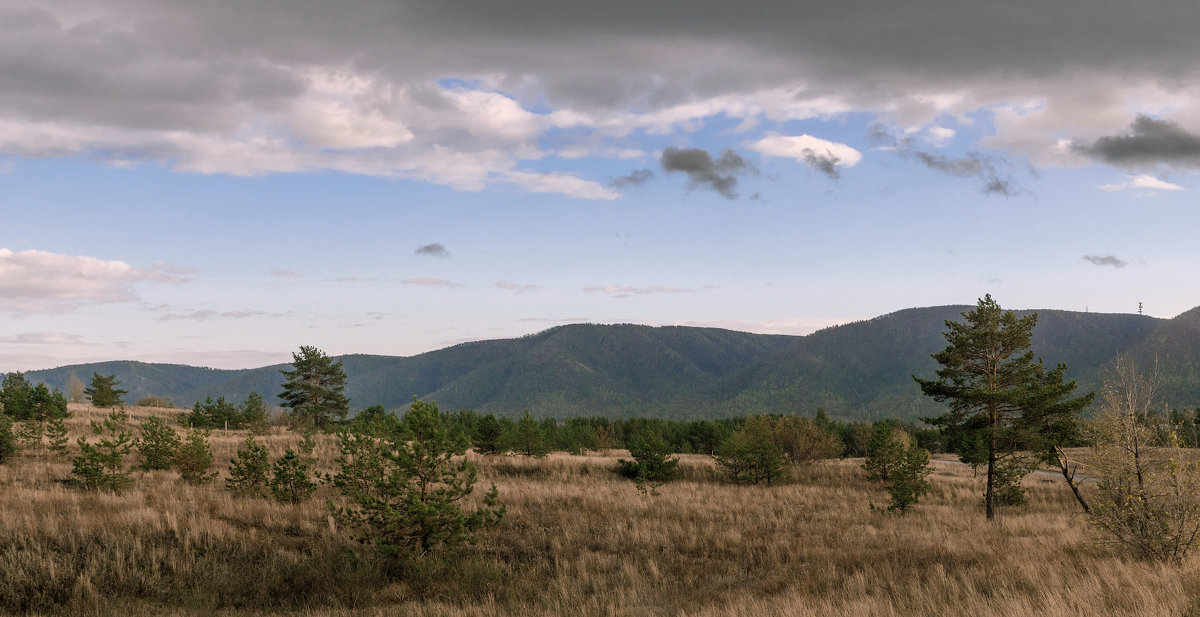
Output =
[
  {"x1": 270, "y1": 449, "x2": 316, "y2": 503},
  {"x1": 137, "y1": 415, "x2": 180, "y2": 470},
  {"x1": 715, "y1": 416, "x2": 789, "y2": 485},
  {"x1": 72, "y1": 410, "x2": 133, "y2": 492},
  {"x1": 226, "y1": 436, "x2": 271, "y2": 497},
  {"x1": 888, "y1": 445, "x2": 933, "y2": 513},
  {"x1": 175, "y1": 428, "x2": 216, "y2": 484},
  {"x1": 617, "y1": 430, "x2": 679, "y2": 495}
]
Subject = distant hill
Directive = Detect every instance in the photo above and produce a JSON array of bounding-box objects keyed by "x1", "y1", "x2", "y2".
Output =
[{"x1": 23, "y1": 305, "x2": 1199, "y2": 421}]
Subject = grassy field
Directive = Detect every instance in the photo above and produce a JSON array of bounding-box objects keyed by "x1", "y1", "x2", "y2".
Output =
[{"x1": 1, "y1": 404, "x2": 1197, "y2": 616}]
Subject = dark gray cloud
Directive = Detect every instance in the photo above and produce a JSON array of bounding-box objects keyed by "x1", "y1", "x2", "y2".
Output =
[
  {"x1": 2, "y1": 1, "x2": 1200, "y2": 186},
  {"x1": 415, "y1": 242, "x2": 449, "y2": 258},
  {"x1": 803, "y1": 152, "x2": 842, "y2": 180},
  {"x1": 608, "y1": 169, "x2": 654, "y2": 188},
  {"x1": 1075, "y1": 115, "x2": 1200, "y2": 168},
  {"x1": 1083, "y1": 254, "x2": 1128, "y2": 269},
  {"x1": 661, "y1": 147, "x2": 753, "y2": 199},
  {"x1": 870, "y1": 125, "x2": 1027, "y2": 196}
]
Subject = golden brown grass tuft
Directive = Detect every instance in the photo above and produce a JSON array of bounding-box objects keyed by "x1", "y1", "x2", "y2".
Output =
[{"x1": 1, "y1": 404, "x2": 1197, "y2": 616}]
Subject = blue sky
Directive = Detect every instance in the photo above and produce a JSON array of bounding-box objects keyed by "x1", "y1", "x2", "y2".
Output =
[{"x1": 2, "y1": 1, "x2": 1199, "y2": 370}]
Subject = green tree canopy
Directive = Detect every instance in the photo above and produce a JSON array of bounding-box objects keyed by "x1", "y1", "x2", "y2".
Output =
[
  {"x1": 279, "y1": 346, "x2": 350, "y2": 430},
  {"x1": 915, "y1": 295, "x2": 1093, "y2": 519},
  {"x1": 85, "y1": 373, "x2": 128, "y2": 408}
]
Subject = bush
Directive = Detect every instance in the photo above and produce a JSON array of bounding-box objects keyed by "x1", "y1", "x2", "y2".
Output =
[
  {"x1": 863, "y1": 421, "x2": 911, "y2": 481},
  {"x1": 72, "y1": 410, "x2": 133, "y2": 493},
  {"x1": 772, "y1": 416, "x2": 843, "y2": 466},
  {"x1": 175, "y1": 428, "x2": 216, "y2": 484},
  {"x1": 715, "y1": 416, "x2": 789, "y2": 485},
  {"x1": 329, "y1": 399, "x2": 504, "y2": 572},
  {"x1": 226, "y1": 436, "x2": 271, "y2": 497},
  {"x1": 270, "y1": 449, "x2": 317, "y2": 503},
  {"x1": 136, "y1": 395, "x2": 175, "y2": 408},
  {"x1": 617, "y1": 430, "x2": 679, "y2": 495},
  {"x1": 137, "y1": 415, "x2": 181, "y2": 470},
  {"x1": 45, "y1": 417, "x2": 69, "y2": 456},
  {"x1": 888, "y1": 445, "x2": 933, "y2": 513},
  {"x1": 0, "y1": 413, "x2": 16, "y2": 464}
]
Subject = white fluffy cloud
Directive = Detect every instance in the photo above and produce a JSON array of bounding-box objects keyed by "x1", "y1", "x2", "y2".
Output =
[
  {"x1": 749, "y1": 134, "x2": 862, "y2": 166},
  {"x1": 1097, "y1": 174, "x2": 1185, "y2": 192},
  {"x1": 0, "y1": 248, "x2": 185, "y2": 313}
]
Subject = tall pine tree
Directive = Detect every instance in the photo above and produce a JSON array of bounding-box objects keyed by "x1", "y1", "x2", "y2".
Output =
[
  {"x1": 278, "y1": 346, "x2": 349, "y2": 430},
  {"x1": 915, "y1": 295, "x2": 1093, "y2": 519}
]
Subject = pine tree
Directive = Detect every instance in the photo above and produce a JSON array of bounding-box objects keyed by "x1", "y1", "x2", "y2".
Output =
[
  {"x1": 863, "y1": 421, "x2": 909, "y2": 481},
  {"x1": 226, "y1": 436, "x2": 271, "y2": 497},
  {"x1": 0, "y1": 413, "x2": 16, "y2": 464},
  {"x1": 242, "y1": 391, "x2": 271, "y2": 435},
  {"x1": 328, "y1": 399, "x2": 504, "y2": 570},
  {"x1": 617, "y1": 430, "x2": 679, "y2": 495},
  {"x1": 472, "y1": 414, "x2": 506, "y2": 455},
  {"x1": 715, "y1": 416, "x2": 789, "y2": 485},
  {"x1": 278, "y1": 346, "x2": 349, "y2": 430},
  {"x1": 72, "y1": 410, "x2": 133, "y2": 492},
  {"x1": 46, "y1": 417, "x2": 69, "y2": 456},
  {"x1": 888, "y1": 445, "x2": 933, "y2": 513},
  {"x1": 137, "y1": 415, "x2": 181, "y2": 470},
  {"x1": 915, "y1": 295, "x2": 1094, "y2": 519},
  {"x1": 511, "y1": 411, "x2": 548, "y2": 457},
  {"x1": 84, "y1": 373, "x2": 128, "y2": 408},
  {"x1": 270, "y1": 449, "x2": 317, "y2": 503},
  {"x1": 175, "y1": 428, "x2": 216, "y2": 484},
  {"x1": 0, "y1": 372, "x2": 33, "y2": 419}
]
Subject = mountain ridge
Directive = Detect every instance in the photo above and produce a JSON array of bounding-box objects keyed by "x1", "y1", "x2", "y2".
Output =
[{"x1": 22, "y1": 306, "x2": 1195, "y2": 421}]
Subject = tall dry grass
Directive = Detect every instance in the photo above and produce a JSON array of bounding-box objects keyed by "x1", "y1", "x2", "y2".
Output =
[{"x1": 0, "y1": 404, "x2": 1197, "y2": 616}]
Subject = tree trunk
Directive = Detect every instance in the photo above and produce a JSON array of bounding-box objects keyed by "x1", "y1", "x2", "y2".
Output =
[{"x1": 1054, "y1": 445, "x2": 1090, "y2": 514}]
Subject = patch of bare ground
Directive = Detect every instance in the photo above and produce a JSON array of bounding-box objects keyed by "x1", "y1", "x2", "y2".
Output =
[{"x1": 1, "y1": 404, "x2": 1197, "y2": 616}]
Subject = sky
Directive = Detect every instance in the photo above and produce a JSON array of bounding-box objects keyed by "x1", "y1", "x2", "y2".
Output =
[{"x1": 3, "y1": 0, "x2": 1200, "y2": 371}]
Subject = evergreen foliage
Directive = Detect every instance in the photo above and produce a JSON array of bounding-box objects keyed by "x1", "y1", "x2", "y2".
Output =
[
  {"x1": 863, "y1": 421, "x2": 910, "y2": 481},
  {"x1": 270, "y1": 449, "x2": 317, "y2": 503},
  {"x1": 185, "y1": 396, "x2": 242, "y2": 429},
  {"x1": 715, "y1": 416, "x2": 789, "y2": 485},
  {"x1": 916, "y1": 295, "x2": 1094, "y2": 519},
  {"x1": 226, "y1": 436, "x2": 271, "y2": 497},
  {"x1": 888, "y1": 445, "x2": 933, "y2": 513},
  {"x1": 617, "y1": 430, "x2": 679, "y2": 495},
  {"x1": 45, "y1": 417, "x2": 69, "y2": 456},
  {"x1": 242, "y1": 391, "x2": 272, "y2": 434},
  {"x1": 0, "y1": 372, "x2": 32, "y2": 419},
  {"x1": 0, "y1": 413, "x2": 15, "y2": 464},
  {"x1": 175, "y1": 428, "x2": 216, "y2": 484},
  {"x1": 511, "y1": 411, "x2": 549, "y2": 457},
  {"x1": 328, "y1": 399, "x2": 505, "y2": 571},
  {"x1": 279, "y1": 346, "x2": 350, "y2": 430},
  {"x1": 136, "y1": 415, "x2": 180, "y2": 470},
  {"x1": 472, "y1": 413, "x2": 506, "y2": 454},
  {"x1": 85, "y1": 372, "x2": 128, "y2": 408},
  {"x1": 72, "y1": 410, "x2": 133, "y2": 492}
]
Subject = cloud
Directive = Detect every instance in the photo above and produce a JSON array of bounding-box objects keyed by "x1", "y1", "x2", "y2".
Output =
[
  {"x1": 0, "y1": 248, "x2": 185, "y2": 314},
  {"x1": 399, "y1": 277, "x2": 462, "y2": 288},
  {"x1": 415, "y1": 242, "x2": 449, "y2": 258},
  {"x1": 495, "y1": 281, "x2": 541, "y2": 294},
  {"x1": 1, "y1": 332, "x2": 96, "y2": 346},
  {"x1": 5, "y1": 1, "x2": 1200, "y2": 196},
  {"x1": 1075, "y1": 115, "x2": 1200, "y2": 168},
  {"x1": 583, "y1": 284, "x2": 689, "y2": 298},
  {"x1": 608, "y1": 169, "x2": 654, "y2": 188},
  {"x1": 1083, "y1": 254, "x2": 1128, "y2": 269},
  {"x1": 1097, "y1": 174, "x2": 1185, "y2": 192},
  {"x1": 158, "y1": 309, "x2": 269, "y2": 322},
  {"x1": 270, "y1": 269, "x2": 303, "y2": 278},
  {"x1": 660, "y1": 147, "x2": 754, "y2": 199},
  {"x1": 869, "y1": 125, "x2": 1028, "y2": 196},
  {"x1": 748, "y1": 134, "x2": 861, "y2": 180}
]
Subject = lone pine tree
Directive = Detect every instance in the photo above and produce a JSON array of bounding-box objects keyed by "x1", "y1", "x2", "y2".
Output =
[
  {"x1": 85, "y1": 373, "x2": 128, "y2": 408},
  {"x1": 915, "y1": 295, "x2": 1093, "y2": 520},
  {"x1": 279, "y1": 346, "x2": 349, "y2": 430}
]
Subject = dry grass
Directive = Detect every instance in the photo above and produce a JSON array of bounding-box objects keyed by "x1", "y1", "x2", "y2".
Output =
[{"x1": 1, "y1": 404, "x2": 1198, "y2": 616}]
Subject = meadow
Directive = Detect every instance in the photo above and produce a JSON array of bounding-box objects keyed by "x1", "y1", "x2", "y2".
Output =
[{"x1": 0, "y1": 403, "x2": 1196, "y2": 616}]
